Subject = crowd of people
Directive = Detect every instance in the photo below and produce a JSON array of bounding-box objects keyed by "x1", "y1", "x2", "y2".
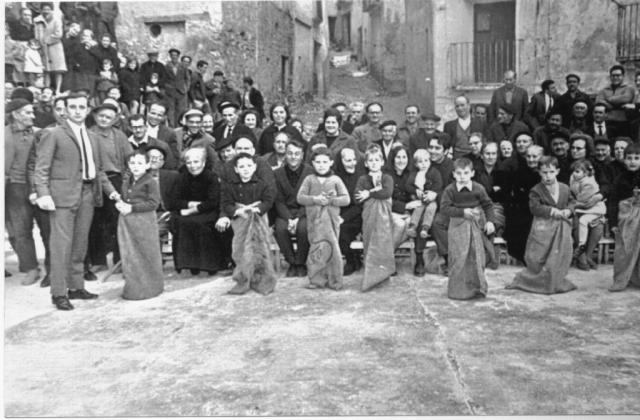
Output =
[{"x1": 5, "y1": 6, "x2": 640, "y2": 311}]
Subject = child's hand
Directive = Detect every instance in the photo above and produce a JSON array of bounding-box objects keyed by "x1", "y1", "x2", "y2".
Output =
[
  {"x1": 485, "y1": 221, "x2": 495, "y2": 235},
  {"x1": 463, "y1": 208, "x2": 476, "y2": 220},
  {"x1": 187, "y1": 201, "x2": 201, "y2": 209},
  {"x1": 215, "y1": 217, "x2": 231, "y2": 231},
  {"x1": 116, "y1": 202, "x2": 132, "y2": 215},
  {"x1": 315, "y1": 195, "x2": 330, "y2": 206},
  {"x1": 561, "y1": 209, "x2": 572, "y2": 219},
  {"x1": 355, "y1": 189, "x2": 370, "y2": 203},
  {"x1": 288, "y1": 218, "x2": 299, "y2": 234},
  {"x1": 423, "y1": 191, "x2": 437, "y2": 203},
  {"x1": 416, "y1": 189, "x2": 424, "y2": 199},
  {"x1": 250, "y1": 206, "x2": 261, "y2": 214}
]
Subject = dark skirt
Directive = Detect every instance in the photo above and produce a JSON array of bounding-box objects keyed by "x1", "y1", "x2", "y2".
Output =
[
  {"x1": 171, "y1": 211, "x2": 223, "y2": 272},
  {"x1": 117, "y1": 211, "x2": 164, "y2": 300}
]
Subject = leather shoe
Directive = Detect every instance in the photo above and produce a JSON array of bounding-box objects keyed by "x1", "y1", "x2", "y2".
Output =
[
  {"x1": 52, "y1": 295, "x2": 74, "y2": 310},
  {"x1": 84, "y1": 270, "x2": 97, "y2": 281},
  {"x1": 68, "y1": 289, "x2": 99, "y2": 300},
  {"x1": 40, "y1": 274, "x2": 51, "y2": 288}
]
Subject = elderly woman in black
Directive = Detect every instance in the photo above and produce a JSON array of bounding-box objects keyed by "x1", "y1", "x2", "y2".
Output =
[
  {"x1": 170, "y1": 147, "x2": 223, "y2": 275},
  {"x1": 334, "y1": 146, "x2": 366, "y2": 275}
]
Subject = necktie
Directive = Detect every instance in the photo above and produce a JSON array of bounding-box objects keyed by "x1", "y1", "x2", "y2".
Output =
[
  {"x1": 225, "y1": 125, "x2": 233, "y2": 139},
  {"x1": 598, "y1": 124, "x2": 603, "y2": 136},
  {"x1": 79, "y1": 129, "x2": 90, "y2": 180}
]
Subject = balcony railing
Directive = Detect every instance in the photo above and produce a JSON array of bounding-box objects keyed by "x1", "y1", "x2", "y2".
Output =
[
  {"x1": 450, "y1": 39, "x2": 522, "y2": 87},
  {"x1": 617, "y1": 2, "x2": 640, "y2": 62}
]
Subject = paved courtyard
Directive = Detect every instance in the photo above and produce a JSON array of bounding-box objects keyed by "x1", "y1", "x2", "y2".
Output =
[{"x1": 4, "y1": 253, "x2": 640, "y2": 416}]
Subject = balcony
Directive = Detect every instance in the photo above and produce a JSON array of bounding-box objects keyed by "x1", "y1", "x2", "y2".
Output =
[
  {"x1": 449, "y1": 39, "x2": 523, "y2": 88},
  {"x1": 616, "y1": 2, "x2": 640, "y2": 62}
]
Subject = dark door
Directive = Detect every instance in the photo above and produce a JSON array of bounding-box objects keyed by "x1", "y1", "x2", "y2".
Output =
[{"x1": 473, "y1": 2, "x2": 515, "y2": 83}]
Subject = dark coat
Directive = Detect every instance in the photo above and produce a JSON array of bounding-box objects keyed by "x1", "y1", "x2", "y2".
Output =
[
  {"x1": 555, "y1": 90, "x2": 593, "y2": 126},
  {"x1": 242, "y1": 87, "x2": 265, "y2": 121},
  {"x1": 139, "y1": 60, "x2": 167, "y2": 86},
  {"x1": 118, "y1": 67, "x2": 142, "y2": 103},
  {"x1": 488, "y1": 85, "x2": 529, "y2": 123},
  {"x1": 273, "y1": 164, "x2": 314, "y2": 220}
]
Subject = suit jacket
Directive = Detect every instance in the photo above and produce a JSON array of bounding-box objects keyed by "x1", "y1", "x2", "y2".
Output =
[
  {"x1": 164, "y1": 61, "x2": 190, "y2": 96},
  {"x1": 34, "y1": 121, "x2": 115, "y2": 208},
  {"x1": 584, "y1": 121, "x2": 619, "y2": 142},
  {"x1": 273, "y1": 164, "x2": 314, "y2": 220},
  {"x1": 488, "y1": 85, "x2": 529, "y2": 123},
  {"x1": 443, "y1": 117, "x2": 487, "y2": 158},
  {"x1": 526, "y1": 91, "x2": 559, "y2": 129},
  {"x1": 212, "y1": 123, "x2": 253, "y2": 145}
]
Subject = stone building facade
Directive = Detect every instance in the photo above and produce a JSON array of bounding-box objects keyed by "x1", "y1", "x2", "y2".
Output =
[
  {"x1": 114, "y1": 1, "x2": 327, "y2": 105},
  {"x1": 334, "y1": 0, "x2": 633, "y2": 120}
]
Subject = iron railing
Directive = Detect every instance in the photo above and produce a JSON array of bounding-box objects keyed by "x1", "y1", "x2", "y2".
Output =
[
  {"x1": 617, "y1": 2, "x2": 640, "y2": 62},
  {"x1": 449, "y1": 39, "x2": 522, "y2": 86}
]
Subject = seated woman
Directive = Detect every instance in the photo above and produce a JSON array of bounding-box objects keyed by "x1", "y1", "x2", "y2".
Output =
[
  {"x1": 383, "y1": 145, "x2": 415, "y2": 249},
  {"x1": 307, "y1": 108, "x2": 359, "y2": 161},
  {"x1": 170, "y1": 147, "x2": 224, "y2": 275}
]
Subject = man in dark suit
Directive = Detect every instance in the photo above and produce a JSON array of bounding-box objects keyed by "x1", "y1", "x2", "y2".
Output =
[
  {"x1": 34, "y1": 93, "x2": 118, "y2": 310},
  {"x1": 374, "y1": 120, "x2": 398, "y2": 163},
  {"x1": 585, "y1": 102, "x2": 619, "y2": 144},
  {"x1": 145, "y1": 102, "x2": 179, "y2": 168},
  {"x1": 212, "y1": 101, "x2": 253, "y2": 146},
  {"x1": 164, "y1": 48, "x2": 190, "y2": 128},
  {"x1": 488, "y1": 70, "x2": 529, "y2": 124},
  {"x1": 555, "y1": 73, "x2": 594, "y2": 128},
  {"x1": 443, "y1": 95, "x2": 487, "y2": 159},
  {"x1": 127, "y1": 114, "x2": 176, "y2": 169},
  {"x1": 273, "y1": 140, "x2": 313, "y2": 278},
  {"x1": 526, "y1": 79, "x2": 559, "y2": 130},
  {"x1": 241, "y1": 76, "x2": 265, "y2": 122}
]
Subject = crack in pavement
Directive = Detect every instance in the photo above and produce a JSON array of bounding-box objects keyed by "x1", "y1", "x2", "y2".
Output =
[{"x1": 407, "y1": 278, "x2": 484, "y2": 415}]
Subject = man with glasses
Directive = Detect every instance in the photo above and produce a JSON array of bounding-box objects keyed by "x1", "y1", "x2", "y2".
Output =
[
  {"x1": 352, "y1": 102, "x2": 383, "y2": 152},
  {"x1": 596, "y1": 65, "x2": 636, "y2": 136},
  {"x1": 127, "y1": 114, "x2": 174, "y2": 167}
]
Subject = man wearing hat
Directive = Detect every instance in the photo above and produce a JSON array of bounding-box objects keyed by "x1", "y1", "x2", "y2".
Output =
[
  {"x1": 556, "y1": 74, "x2": 593, "y2": 126},
  {"x1": 532, "y1": 109, "x2": 570, "y2": 154},
  {"x1": 127, "y1": 114, "x2": 175, "y2": 168},
  {"x1": 488, "y1": 70, "x2": 529, "y2": 123},
  {"x1": 352, "y1": 102, "x2": 384, "y2": 152},
  {"x1": 374, "y1": 120, "x2": 399, "y2": 163},
  {"x1": 140, "y1": 50, "x2": 167, "y2": 88},
  {"x1": 174, "y1": 108, "x2": 219, "y2": 169},
  {"x1": 34, "y1": 92, "x2": 118, "y2": 310},
  {"x1": 549, "y1": 131, "x2": 572, "y2": 184},
  {"x1": 86, "y1": 102, "x2": 133, "y2": 276},
  {"x1": 164, "y1": 48, "x2": 190, "y2": 127},
  {"x1": 443, "y1": 95, "x2": 487, "y2": 160},
  {"x1": 408, "y1": 113, "x2": 450, "y2": 157},
  {"x1": 486, "y1": 103, "x2": 530, "y2": 144},
  {"x1": 5, "y1": 98, "x2": 46, "y2": 286},
  {"x1": 213, "y1": 101, "x2": 253, "y2": 145}
]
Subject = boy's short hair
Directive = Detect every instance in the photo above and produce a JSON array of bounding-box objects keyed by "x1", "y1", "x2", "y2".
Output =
[
  {"x1": 285, "y1": 138, "x2": 305, "y2": 151},
  {"x1": 624, "y1": 142, "x2": 640, "y2": 157},
  {"x1": 310, "y1": 145, "x2": 332, "y2": 161},
  {"x1": 233, "y1": 152, "x2": 256, "y2": 167},
  {"x1": 453, "y1": 157, "x2": 474, "y2": 171},
  {"x1": 538, "y1": 155, "x2": 558, "y2": 169},
  {"x1": 571, "y1": 158, "x2": 595, "y2": 176},
  {"x1": 126, "y1": 149, "x2": 149, "y2": 163},
  {"x1": 413, "y1": 149, "x2": 430, "y2": 162},
  {"x1": 364, "y1": 144, "x2": 383, "y2": 160}
]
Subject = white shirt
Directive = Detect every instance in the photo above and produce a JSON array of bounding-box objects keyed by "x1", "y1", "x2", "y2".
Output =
[
  {"x1": 544, "y1": 93, "x2": 554, "y2": 112},
  {"x1": 594, "y1": 122, "x2": 606, "y2": 136},
  {"x1": 456, "y1": 181, "x2": 473, "y2": 192},
  {"x1": 67, "y1": 120, "x2": 96, "y2": 180},
  {"x1": 382, "y1": 140, "x2": 394, "y2": 161},
  {"x1": 458, "y1": 116, "x2": 471, "y2": 131},
  {"x1": 146, "y1": 124, "x2": 159, "y2": 139}
]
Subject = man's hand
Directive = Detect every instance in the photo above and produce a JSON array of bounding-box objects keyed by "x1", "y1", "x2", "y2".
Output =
[
  {"x1": 288, "y1": 218, "x2": 299, "y2": 234},
  {"x1": 35, "y1": 195, "x2": 56, "y2": 211},
  {"x1": 215, "y1": 217, "x2": 231, "y2": 232},
  {"x1": 28, "y1": 193, "x2": 38, "y2": 205}
]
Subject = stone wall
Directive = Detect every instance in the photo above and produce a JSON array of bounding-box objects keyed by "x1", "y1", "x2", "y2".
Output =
[{"x1": 115, "y1": 1, "x2": 301, "y2": 106}]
